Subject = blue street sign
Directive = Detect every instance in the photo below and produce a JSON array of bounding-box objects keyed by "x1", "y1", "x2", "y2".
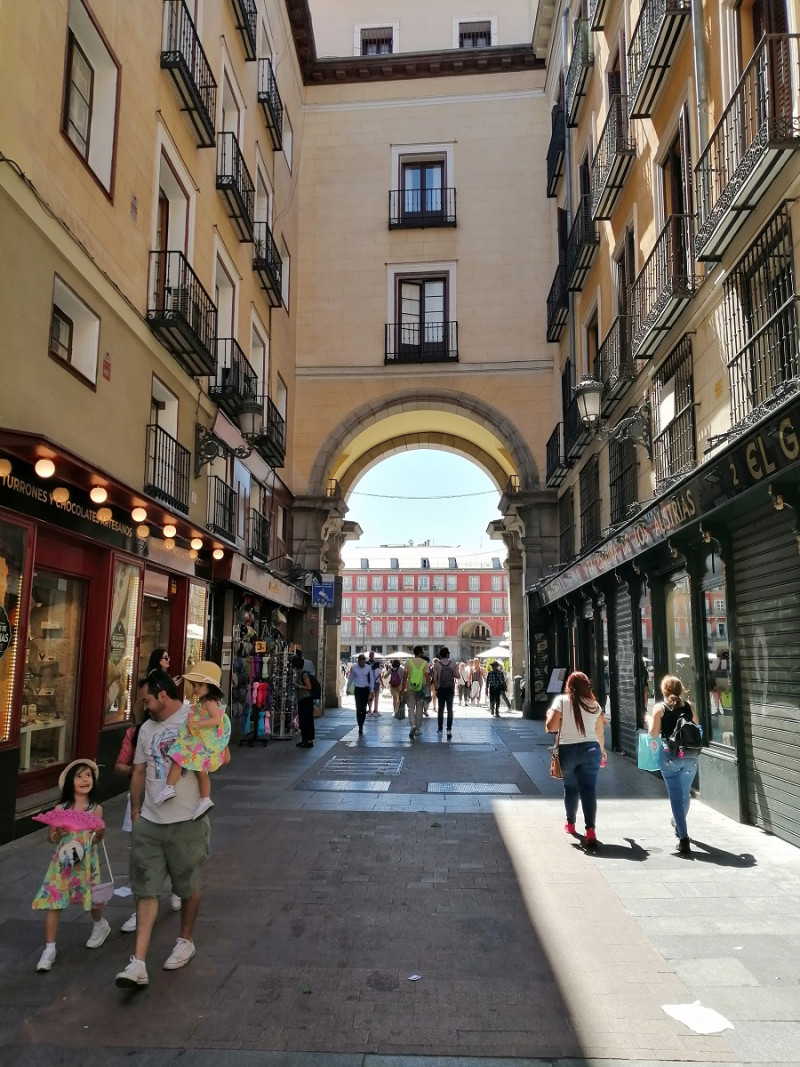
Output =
[{"x1": 311, "y1": 580, "x2": 335, "y2": 607}]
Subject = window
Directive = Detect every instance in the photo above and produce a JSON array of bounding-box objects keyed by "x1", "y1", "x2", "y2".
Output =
[
  {"x1": 356, "y1": 575, "x2": 367, "y2": 590},
  {"x1": 49, "y1": 278, "x2": 100, "y2": 384},
  {"x1": 402, "y1": 597, "x2": 413, "y2": 613},
  {"x1": 387, "y1": 575, "x2": 399, "y2": 590},
  {"x1": 276, "y1": 505, "x2": 287, "y2": 543},
  {"x1": 280, "y1": 239, "x2": 290, "y2": 308},
  {"x1": 403, "y1": 575, "x2": 415, "y2": 589},
  {"x1": 559, "y1": 489, "x2": 574, "y2": 564},
  {"x1": 359, "y1": 25, "x2": 393, "y2": 54},
  {"x1": 609, "y1": 434, "x2": 637, "y2": 525},
  {"x1": 492, "y1": 598, "x2": 503, "y2": 615},
  {"x1": 372, "y1": 575, "x2": 383, "y2": 590},
  {"x1": 417, "y1": 575, "x2": 430, "y2": 590},
  {"x1": 433, "y1": 575, "x2": 445, "y2": 590},
  {"x1": 420, "y1": 557, "x2": 430, "y2": 569},
  {"x1": 446, "y1": 575, "x2": 457, "y2": 590},
  {"x1": 390, "y1": 557, "x2": 399, "y2": 569},
  {"x1": 433, "y1": 597, "x2": 444, "y2": 613},
  {"x1": 402, "y1": 161, "x2": 444, "y2": 219},
  {"x1": 360, "y1": 558, "x2": 369, "y2": 570},
  {"x1": 356, "y1": 597, "x2": 367, "y2": 614},
  {"x1": 61, "y1": 0, "x2": 120, "y2": 192},
  {"x1": 433, "y1": 619, "x2": 445, "y2": 637},
  {"x1": 652, "y1": 336, "x2": 696, "y2": 486},
  {"x1": 446, "y1": 597, "x2": 456, "y2": 614},
  {"x1": 491, "y1": 557, "x2": 502, "y2": 569},
  {"x1": 418, "y1": 597, "x2": 429, "y2": 613},
  {"x1": 341, "y1": 621, "x2": 351, "y2": 637},
  {"x1": 387, "y1": 620, "x2": 398, "y2": 637},
  {"x1": 342, "y1": 576, "x2": 352, "y2": 591},
  {"x1": 371, "y1": 598, "x2": 382, "y2": 614},
  {"x1": 418, "y1": 619, "x2": 429, "y2": 637},
  {"x1": 402, "y1": 620, "x2": 413, "y2": 637},
  {"x1": 491, "y1": 575, "x2": 503, "y2": 591},
  {"x1": 469, "y1": 597, "x2": 480, "y2": 615},
  {"x1": 371, "y1": 620, "x2": 382, "y2": 637},
  {"x1": 456, "y1": 18, "x2": 495, "y2": 48},
  {"x1": 282, "y1": 112, "x2": 293, "y2": 170},
  {"x1": 579, "y1": 457, "x2": 601, "y2": 550},
  {"x1": 468, "y1": 575, "x2": 480, "y2": 591},
  {"x1": 342, "y1": 598, "x2": 352, "y2": 614},
  {"x1": 387, "y1": 597, "x2": 398, "y2": 613},
  {"x1": 396, "y1": 277, "x2": 448, "y2": 360}
]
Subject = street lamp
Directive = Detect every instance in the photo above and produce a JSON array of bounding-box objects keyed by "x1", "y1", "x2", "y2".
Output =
[
  {"x1": 574, "y1": 376, "x2": 653, "y2": 459},
  {"x1": 357, "y1": 613, "x2": 372, "y2": 652}
]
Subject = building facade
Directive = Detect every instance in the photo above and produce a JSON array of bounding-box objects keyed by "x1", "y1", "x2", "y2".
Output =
[
  {"x1": 340, "y1": 545, "x2": 508, "y2": 663},
  {"x1": 532, "y1": 0, "x2": 800, "y2": 846}
]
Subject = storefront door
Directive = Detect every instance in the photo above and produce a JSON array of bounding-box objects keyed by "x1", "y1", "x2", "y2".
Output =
[{"x1": 612, "y1": 582, "x2": 638, "y2": 755}]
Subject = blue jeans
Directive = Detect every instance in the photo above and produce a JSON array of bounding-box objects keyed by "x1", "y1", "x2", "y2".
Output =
[
  {"x1": 659, "y1": 744, "x2": 698, "y2": 839},
  {"x1": 559, "y1": 741, "x2": 602, "y2": 829}
]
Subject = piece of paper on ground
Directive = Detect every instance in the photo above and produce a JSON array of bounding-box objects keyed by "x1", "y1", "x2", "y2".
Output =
[{"x1": 662, "y1": 1000, "x2": 733, "y2": 1035}]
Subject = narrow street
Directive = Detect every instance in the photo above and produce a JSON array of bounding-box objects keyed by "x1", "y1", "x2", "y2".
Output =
[{"x1": 2, "y1": 702, "x2": 799, "y2": 1067}]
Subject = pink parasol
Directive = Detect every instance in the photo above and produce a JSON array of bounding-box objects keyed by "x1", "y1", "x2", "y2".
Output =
[{"x1": 33, "y1": 809, "x2": 106, "y2": 832}]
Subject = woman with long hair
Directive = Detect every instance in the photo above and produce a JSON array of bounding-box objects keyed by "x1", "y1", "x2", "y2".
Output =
[
  {"x1": 546, "y1": 671, "x2": 607, "y2": 847},
  {"x1": 648, "y1": 675, "x2": 700, "y2": 854}
]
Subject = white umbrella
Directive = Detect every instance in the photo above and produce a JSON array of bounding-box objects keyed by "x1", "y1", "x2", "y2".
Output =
[
  {"x1": 476, "y1": 645, "x2": 511, "y2": 659},
  {"x1": 385, "y1": 650, "x2": 413, "y2": 659}
]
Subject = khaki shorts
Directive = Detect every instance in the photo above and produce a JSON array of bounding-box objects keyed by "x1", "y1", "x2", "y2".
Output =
[{"x1": 130, "y1": 817, "x2": 210, "y2": 899}]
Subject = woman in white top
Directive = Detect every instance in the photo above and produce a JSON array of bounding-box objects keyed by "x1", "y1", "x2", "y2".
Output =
[{"x1": 546, "y1": 671, "x2": 607, "y2": 847}]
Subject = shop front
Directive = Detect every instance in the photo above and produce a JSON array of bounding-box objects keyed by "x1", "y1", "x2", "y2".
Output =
[
  {"x1": 530, "y1": 392, "x2": 800, "y2": 848},
  {"x1": 0, "y1": 450, "x2": 210, "y2": 843}
]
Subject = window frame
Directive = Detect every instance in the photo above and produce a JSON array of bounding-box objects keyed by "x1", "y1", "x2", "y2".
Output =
[
  {"x1": 49, "y1": 306, "x2": 74, "y2": 364},
  {"x1": 453, "y1": 16, "x2": 497, "y2": 48},
  {"x1": 63, "y1": 31, "x2": 93, "y2": 160},
  {"x1": 579, "y1": 456, "x2": 601, "y2": 551},
  {"x1": 358, "y1": 24, "x2": 395, "y2": 55}
]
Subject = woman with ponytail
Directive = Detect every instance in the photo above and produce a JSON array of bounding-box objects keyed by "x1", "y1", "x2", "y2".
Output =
[{"x1": 546, "y1": 672, "x2": 607, "y2": 846}]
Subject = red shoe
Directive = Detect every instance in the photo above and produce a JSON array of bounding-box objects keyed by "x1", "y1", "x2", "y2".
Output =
[
  {"x1": 565, "y1": 822, "x2": 576, "y2": 834},
  {"x1": 584, "y1": 828, "x2": 597, "y2": 847}
]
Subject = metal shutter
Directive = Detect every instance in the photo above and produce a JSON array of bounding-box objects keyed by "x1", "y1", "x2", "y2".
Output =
[{"x1": 614, "y1": 582, "x2": 638, "y2": 755}]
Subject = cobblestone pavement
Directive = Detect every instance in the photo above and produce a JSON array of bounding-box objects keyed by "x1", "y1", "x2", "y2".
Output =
[{"x1": 1, "y1": 700, "x2": 799, "y2": 1067}]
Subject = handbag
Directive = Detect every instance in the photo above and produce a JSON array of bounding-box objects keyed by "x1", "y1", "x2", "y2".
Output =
[
  {"x1": 549, "y1": 726, "x2": 562, "y2": 779},
  {"x1": 637, "y1": 729, "x2": 661, "y2": 771},
  {"x1": 91, "y1": 838, "x2": 115, "y2": 905},
  {"x1": 347, "y1": 678, "x2": 355, "y2": 696}
]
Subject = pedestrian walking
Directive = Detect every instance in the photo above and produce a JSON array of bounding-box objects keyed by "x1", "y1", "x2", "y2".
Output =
[
  {"x1": 403, "y1": 646, "x2": 430, "y2": 740},
  {"x1": 485, "y1": 660, "x2": 508, "y2": 717},
  {"x1": 292, "y1": 649, "x2": 316, "y2": 748},
  {"x1": 469, "y1": 659, "x2": 484, "y2": 705},
  {"x1": 115, "y1": 669, "x2": 211, "y2": 989},
  {"x1": 648, "y1": 675, "x2": 701, "y2": 855},
  {"x1": 433, "y1": 646, "x2": 458, "y2": 739},
  {"x1": 546, "y1": 671, "x2": 606, "y2": 847},
  {"x1": 458, "y1": 661, "x2": 470, "y2": 705},
  {"x1": 32, "y1": 759, "x2": 110, "y2": 972},
  {"x1": 347, "y1": 654, "x2": 373, "y2": 734},
  {"x1": 366, "y1": 651, "x2": 381, "y2": 714},
  {"x1": 388, "y1": 658, "x2": 404, "y2": 716}
]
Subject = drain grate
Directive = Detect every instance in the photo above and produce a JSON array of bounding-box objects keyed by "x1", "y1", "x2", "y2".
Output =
[
  {"x1": 324, "y1": 755, "x2": 404, "y2": 777},
  {"x1": 427, "y1": 782, "x2": 521, "y2": 794},
  {"x1": 300, "y1": 779, "x2": 391, "y2": 792}
]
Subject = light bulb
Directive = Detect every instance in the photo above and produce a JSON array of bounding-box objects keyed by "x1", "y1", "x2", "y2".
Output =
[
  {"x1": 190, "y1": 537, "x2": 203, "y2": 551},
  {"x1": 35, "y1": 459, "x2": 55, "y2": 478},
  {"x1": 163, "y1": 523, "x2": 177, "y2": 538},
  {"x1": 90, "y1": 486, "x2": 107, "y2": 504},
  {"x1": 213, "y1": 548, "x2": 224, "y2": 560},
  {"x1": 163, "y1": 538, "x2": 175, "y2": 551},
  {"x1": 131, "y1": 507, "x2": 147, "y2": 523},
  {"x1": 51, "y1": 486, "x2": 70, "y2": 503},
  {"x1": 96, "y1": 507, "x2": 113, "y2": 522},
  {"x1": 0, "y1": 458, "x2": 11, "y2": 478},
  {"x1": 136, "y1": 524, "x2": 150, "y2": 538},
  {"x1": 189, "y1": 549, "x2": 198, "y2": 560}
]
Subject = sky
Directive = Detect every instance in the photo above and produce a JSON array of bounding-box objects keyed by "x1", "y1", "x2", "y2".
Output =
[{"x1": 339, "y1": 449, "x2": 506, "y2": 561}]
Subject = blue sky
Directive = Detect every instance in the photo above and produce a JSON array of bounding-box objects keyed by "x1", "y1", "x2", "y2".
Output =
[{"x1": 340, "y1": 449, "x2": 506, "y2": 559}]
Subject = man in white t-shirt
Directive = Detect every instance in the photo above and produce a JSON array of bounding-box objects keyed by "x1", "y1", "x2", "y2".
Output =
[{"x1": 115, "y1": 669, "x2": 210, "y2": 989}]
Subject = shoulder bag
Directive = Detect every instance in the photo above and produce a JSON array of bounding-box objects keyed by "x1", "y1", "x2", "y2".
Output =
[{"x1": 549, "y1": 724, "x2": 563, "y2": 779}]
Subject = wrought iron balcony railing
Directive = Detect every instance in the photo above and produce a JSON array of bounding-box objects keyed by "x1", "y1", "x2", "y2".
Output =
[
  {"x1": 653, "y1": 335, "x2": 696, "y2": 488},
  {"x1": 146, "y1": 251, "x2": 217, "y2": 377},
  {"x1": 727, "y1": 297, "x2": 800, "y2": 426},
  {"x1": 389, "y1": 187, "x2": 457, "y2": 228},
  {"x1": 207, "y1": 476, "x2": 237, "y2": 542},
  {"x1": 385, "y1": 321, "x2": 459, "y2": 364},
  {"x1": 565, "y1": 395, "x2": 592, "y2": 461},
  {"x1": 216, "y1": 131, "x2": 255, "y2": 242},
  {"x1": 545, "y1": 422, "x2": 570, "y2": 487},
  {"x1": 209, "y1": 339, "x2": 259, "y2": 422},
  {"x1": 160, "y1": 0, "x2": 217, "y2": 148},
  {"x1": 253, "y1": 221, "x2": 282, "y2": 307},
  {"x1": 566, "y1": 193, "x2": 599, "y2": 291},
  {"x1": 591, "y1": 95, "x2": 636, "y2": 220},
  {"x1": 246, "y1": 395, "x2": 286, "y2": 469},
  {"x1": 566, "y1": 20, "x2": 593, "y2": 126},
  {"x1": 589, "y1": 0, "x2": 610, "y2": 31},
  {"x1": 631, "y1": 214, "x2": 696, "y2": 358},
  {"x1": 547, "y1": 265, "x2": 569, "y2": 342},
  {"x1": 228, "y1": 0, "x2": 257, "y2": 60},
  {"x1": 546, "y1": 105, "x2": 565, "y2": 197},
  {"x1": 248, "y1": 508, "x2": 271, "y2": 562},
  {"x1": 695, "y1": 35, "x2": 800, "y2": 262},
  {"x1": 144, "y1": 423, "x2": 191, "y2": 514},
  {"x1": 594, "y1": 314, "x2": 634, "y2": 413},
  {"x1": 627, "y1": 0, "x2": 691, "y2": 118},
  {"x1": 257, "y1": 58, "x2": 283, "y2": 150}
]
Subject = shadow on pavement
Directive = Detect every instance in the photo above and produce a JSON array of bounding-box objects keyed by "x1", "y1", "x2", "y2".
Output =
[
  {"x1": 571, "y1": 837, "x2": 652, "y2": 861},
  {"x1": 689, "y1": 839, "x2": 758, "y2": 867}
]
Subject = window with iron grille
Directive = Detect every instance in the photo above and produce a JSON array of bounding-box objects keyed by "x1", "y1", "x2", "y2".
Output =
[
  {"x1": 361, "y1": 27, "x2": 393, "y2": 55},
  {"x1": 559, "y1": 489, "x2": 574, "y2": 564},
  {"x1": 723, "y1": 204, "x2": 798, "y2": 425},
  {"x1": 652, "y1": 336, "x2": 695, "y2": 487},
  {"x1": 609, "y1": 433, "x2": 637, "y2": 524},
  {"x1": 459, "y1": 20, "x2": 492, "y2": 47},
  {"x1": 579, "y1": 457, "x2": 601, "y2": 550}
]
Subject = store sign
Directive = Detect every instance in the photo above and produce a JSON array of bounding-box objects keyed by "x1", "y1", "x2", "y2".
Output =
[
  {"x1": 538, "y1": 396, "x2": 800, "y2": 604},
  {"x1": 0, "y1": 604, "x2": 12, "y2": 661},
  {"x1": 109, "y1": 621, "x2": 126, "y2": 665}
]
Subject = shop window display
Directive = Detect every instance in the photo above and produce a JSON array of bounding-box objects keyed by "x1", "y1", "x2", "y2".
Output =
[
  {"x1": 230, "y1": 594, "x2": 294, "y2": 745},
  {"x1": 0, "y1": 522, "x2": 27, "y2": 744},
  {"x1": 185, "y1": 581, "x2": 207, "y2": 677},
  {"x1": 104, "y1": 560, "x2": 141, "y2": 725},
  {"x1": 702, "y1": 551, "x2": 732, "y2": 746}
]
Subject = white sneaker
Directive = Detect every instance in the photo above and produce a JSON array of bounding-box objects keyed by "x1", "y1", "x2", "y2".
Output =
[
  {"x1": 86, "y1": 917, "x2": 111, "y2": 949},
  {"x1": 120, "y1": 912, "x2": 137, "y2": 933},
  {"x1": 162, "y1": 937, "x2": 196, "y2": 970},
  {"x1": 36, "y1": 945, "x2": 56, "y2": 972},
  {"x1": 154, "y1": 784, "x2": 176, "y2": 805},
  {"x1": 193, "y1": 797, "x2": 213, "y2": 820},
  {"x1": 115, "y1": 956, "x2": 149, "y2": 988},
  {"x1": 170, "y1": 893, "x2": 182, "y2": 911}
]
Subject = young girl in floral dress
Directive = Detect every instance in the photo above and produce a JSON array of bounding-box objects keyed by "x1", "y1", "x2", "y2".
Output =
[
  {"x1": 154, "y1": 661, "x2": 231, "y2": 820},
  {"x1": 32, "y1": 759, "x2": 110, "y2": 972}
]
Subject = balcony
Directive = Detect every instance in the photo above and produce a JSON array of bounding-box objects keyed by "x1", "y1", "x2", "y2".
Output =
[
  {"x1": 589, "y1": 0, "x2": 610, "y2": 31},
  {"x1": 209, "y1": 339, "x2": 259, "y2": 422},
  {"x1": 228, "y1": 0, "x2": 257, "y2": 60},
  {"x1": 253, "y1": 221, "x2": 282, "y2": 308},
  {"x1": 257, "y1": 58, "x2": 283, "y2": 150},
  {"x1": 564, "y1": 396, "x2": 592, "y2": 461},
  {"x1": 216, "y1": 132, "x2": 255, "y2": 242},
  {"x1": 631, "y1": 214, "x2": 696, "y2": 358},
  {"x1": 695, "y1": 35, "x2": 800, "y2": 262},
  {"x1": 144, "y1": 424, "x2": 190, "y2": 515},
  {"x1": 566, "y1": 20, "x2": 593, "y2": 127},
  {"x1": 388, "y1": 187, "x2": 457, "y2": 228},
  {"x1": 146, "y1": 251, "x2": 217, "y2": 377},
  {"x1": 591, "y1": 95, "x2": 635, "y2": 220},
  {"x1": 246, "y1": 395, "x2": 286, "y2": 469},
  {"x1": 546, "y1": 105, "x2": 565, "y2": 197},
  {"x1": 160, "y1": 0, "x2": 216, "y2": 148},
  {"x1": 566, "y1": 193, "x2": 599, "y2": 291},
  {"x1": 594, "y1": 315, "x2": 634, "y2": 413},
  {"x1": 547, "y1": 265, "x2": 569, "y2": 342},
  {"x1": 385, "y1": 321, "x2": 458, "y2": 364},
  {"x1": 546, "y1": 423, "x2": 570, "y2": 487},
  {"x1": 627, "y1": 0, "x2": 691, "y2": 118},
  {"x1": 207, "y1": 476, "x2": 237, "y2": 543},
  {"x1": 248, "y1": 508, "x2": 271, "y2": 563}
]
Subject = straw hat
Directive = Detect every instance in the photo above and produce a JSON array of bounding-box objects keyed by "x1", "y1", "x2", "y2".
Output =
[
  {"x1": 58, "y1": 758, "x2": 99, "y2": 789},
  {"x1": 183, "y1": 660, "x2": 222, "y2": 687}
]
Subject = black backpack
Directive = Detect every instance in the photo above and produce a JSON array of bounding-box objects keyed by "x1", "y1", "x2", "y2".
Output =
[
  {"x1": 307, "y1": 673, "x2": 322, "y2": 700},
  {"x1": 438, "y1": 661, "x2": 455, "y2": 688},
  {"x1": 668, "y1": 707, "x2": 703, "y2": 757}
]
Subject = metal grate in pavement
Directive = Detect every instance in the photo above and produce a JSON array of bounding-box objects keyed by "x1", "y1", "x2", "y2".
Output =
[
  {"x1": 324, "y1": 755, "x2": 404, "y2": 776},
  {"x1": 299, "y1": 779, "x2": 391, "y2": 792},
  {"x1": 427, "y1": 782, "x2": 521, "y2": 794}
]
